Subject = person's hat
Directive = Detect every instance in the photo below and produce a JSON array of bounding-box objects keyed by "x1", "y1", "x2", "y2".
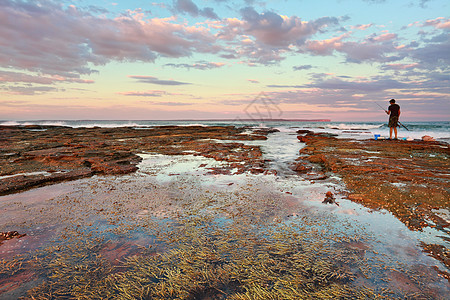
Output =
[{"x1": 389, "y1": 99, "x2": 395, "y2": 103}]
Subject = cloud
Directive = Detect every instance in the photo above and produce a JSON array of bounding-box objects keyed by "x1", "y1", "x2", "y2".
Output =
[
  {"x1": 0, "y1": 102, "x2": 223, "y2": 120},
  {"x1": 338, "y1": 41, "x2": 400, "y2": 63},
  {"x1": 423, "y1": 17, "x2": 450, "y2": 29},
  {"x1": 0, "y1": 70, "x2": 94, "y2": 84},
  {"x1": 267, "y1": 73, "x2": 408, "y2": 94},
  {"x1": 164, "y1": 61, "x2": 225, "y2": 70},
  {"x1": 146, "y1": 101, "x2": 195, "y2": 106},
  {"x1": 128, "y1": 75, "x2": 191, "y2": 85},
  {"x1": 0, "y1": 0, "x2": 217, "y2": 79},
  {"x1": 117, "y1": 90, "x2": 198, "y2": 101},
  {"x1": 419, "y1": 0, "x2": 432, "y2": 8},
  {"x1": 237, "y1": 7, "x2": 340, "y2": 47},
  {"x1": 174, "y1": 0, "x2": 199, "y2": 16},
  {"x1": 173, "y1": 0, "x2": 219, "y2": 19},
  {"x1": 370, "y1": 32, "x2": 397, "y2": 42},
  {"x1": 2, "y1": 85, "x2": 59, "y2": 95},
  {"x1": 248, "y1": 79, "x2": 259, "y2": 83},
  {"x1": 0, "y1": 69, "x2": 94, "y2": 94},
  {"x1": 201, "y1": 7, "x2": 219, "y2": 20},
  {"x1": 258, "y1": 68, "x2": 449, "y2": 120},
  {"x1": 214, "y1": 7, "x2": 340, "y2": 64},
  {"x1": 381, "y1": 63, "x2": 419, "y2": 71},
  {"x1": 117, "y1": 90, "x2": 169, "y2": 97},
  {"x1": 0, "y1": 100, "x2": 28, "y2": 107},
  {"x1": 306, "y1": 76, "x2": 408, "y2": 92},
  {"x1": 301, "y1": 33, "x2": 348, "y2": 56},
  {"x1": 351, "y1": 24, "x2": 373, "y2": 30},
  {"x1": 220, "y1": 54, "x2": 237, "y2": 59},
  {"x1": 408, "y1": 33, "x2": 450, "y2": 70},
  {"x1": 266, "y1": 84, "x2": 303, "y2": 88},
  {"x1": 300, "y1": 31, "x2": 403, "y2": 63}
]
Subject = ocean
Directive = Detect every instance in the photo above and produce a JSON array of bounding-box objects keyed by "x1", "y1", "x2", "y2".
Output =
[{"x1": 1, "y1": 120, "x2": 449, "y2": 142}]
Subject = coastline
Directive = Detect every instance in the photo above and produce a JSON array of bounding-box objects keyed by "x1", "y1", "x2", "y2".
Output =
[{"x1": 1, "y1": 124, "x2": 449, "y2": 298}]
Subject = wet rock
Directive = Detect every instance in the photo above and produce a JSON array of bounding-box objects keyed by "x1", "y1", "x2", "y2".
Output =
[
  {"x1": 264, "y1": 169, "x2": 277, "y2": 176},
  {"x1": 253, "y1": 128, "x2": 280, "y2": 135},
  {"x1": 315, "y1": 132, "x2": 339, "y2": 138},
  {"x1": 0, "y1": 169, "x2": 93, "y2": 195},
  {"x1": 296, "y1": 129, "x2": 313, "y2": 134},
  {"x1": 0, "y1": 231, "x2": 26, "y2": 245},
  {"x1": 1, "y1": 125, "x2": 271, "y2": 194},
  {"x1": 294, "y1": 132, "x2": 450, "y2": 275},
  {"x1": 249, "y1": 168, "x2": 265, "y2": 174},
  {"x1": 422, "y1": 135, "x2": 435, "y2": 141},
  {"x1": 307, "y1": 154, "x2": 327, "y2": 164},
  {"x1": 82, "y1": 160, "x2": 92, "y2": 168},
  {"x1": 297, "y1": 135, "x2": 309, "y2": 143},
  {"x1": 347, "y1": 194, "x2": 365, "y2": 201},
  {"x1": 420, "y1": 242, "x2": 450, "y2": 274},
  {"x1": 322, "y1": 191, "x2": 339, "y2": 206},
  {"x1": 305, "y1": 172, "x2": 328, "y2": 180},
  {"x1": 292, "y1": 161, "x2": 312, "y2": 173}
]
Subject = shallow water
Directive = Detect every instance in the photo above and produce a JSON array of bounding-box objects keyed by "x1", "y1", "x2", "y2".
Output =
[{"x1": 0, "y1": 130, "x2": 449, "y2": 298}]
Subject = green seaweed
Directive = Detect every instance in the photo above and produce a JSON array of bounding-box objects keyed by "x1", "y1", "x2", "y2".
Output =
[{"x1": 25, "y1": 217, "x2": 376, "y2": 300}]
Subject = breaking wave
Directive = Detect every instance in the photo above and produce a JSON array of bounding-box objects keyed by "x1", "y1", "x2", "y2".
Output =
[{"x1": 325, "y1": 123, "x2": 384, "y2": 130}]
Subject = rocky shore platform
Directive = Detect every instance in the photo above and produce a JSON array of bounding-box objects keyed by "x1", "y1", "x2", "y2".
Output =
[
  {"x1": 0, "y1": 125, "x2": 271, "y2": 196},
  {"x1": 1, "y1": 124, "x2": 449, "y2": 298},
  {"x1": 295, "y1": 130, "x2": 450, "y2": 279}
]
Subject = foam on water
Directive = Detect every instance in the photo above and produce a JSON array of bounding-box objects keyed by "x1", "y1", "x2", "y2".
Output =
[{"x1": 326, "y1": 123, "x2": 384, "y2": 130}]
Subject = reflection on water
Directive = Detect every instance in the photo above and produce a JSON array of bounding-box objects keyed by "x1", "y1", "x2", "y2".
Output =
[{"x1": 0, "y1": 132, "x2": 449, "y2": 298}]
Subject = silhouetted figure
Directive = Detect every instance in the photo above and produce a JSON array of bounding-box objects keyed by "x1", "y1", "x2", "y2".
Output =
[{"x1": 386, "y1": 99, "x2": 400, "y2": 139}]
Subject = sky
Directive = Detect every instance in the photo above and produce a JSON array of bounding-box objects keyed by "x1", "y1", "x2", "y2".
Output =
[{"x1": 0, "y1": 0, "x2": 449, "y2": 121}]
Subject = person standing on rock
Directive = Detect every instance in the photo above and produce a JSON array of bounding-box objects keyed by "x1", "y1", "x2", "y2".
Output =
[{"x1": 386, "y1": 99, "x2": 400, "y2": 140}]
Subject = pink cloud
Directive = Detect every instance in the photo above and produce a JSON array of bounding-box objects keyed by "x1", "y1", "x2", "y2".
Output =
[
  {"x1": 351, "y1": 24, "x2": 373, "y2": 30},
  {"x1": 303, "y1": 34, "x2": 347, "y2": 56},
  {"x1": 382, "y1": 63, "x2": 419, "y2": 70},
  {"x1": 0, "y1": 0, "x2": 217, "y2": 78},
  {"x1": 424, "y1": 17, "x2": 450, "y2": 29},
  {"x1": 0, "y1": 70, "x2": 94, "y2": 84},
  {"x1": 173, "y1": 0, "x2": 219, "y2": 19},
  {"x1": 117, "y1": 90, "x2": 169, "y2": 97},
  {"x1": 145, "y1": 101, "x2": 195, "y2": 106},
  {"x1": 223, "y1": 8, "x2": 340, "y2": 47},
  {"x1": 339, "y1": 42, "x2": 399, "y2": 62},
  {"x1": 164, "y1": 61, "x2": 225, "y2": 70},
  {"x1": 127, "y1": 75, "x2": 191, "y2": 85},
  {"x1": 301, "y1": 31, "x2": 402, "y2": 63},
  {"x1": 215, "y1": 8, "x2": 340, "y2": 64},
  {"x1": 216, "y1": 9, "x2": 406, "y2": 66},
  {"x1": 372, "y1": 33, "x2": 397, "y2": 42}
]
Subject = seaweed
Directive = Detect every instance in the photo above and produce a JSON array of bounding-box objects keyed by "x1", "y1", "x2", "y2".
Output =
[{"x1": 24, "y1": 217, "x2": 375, "y2": 300}]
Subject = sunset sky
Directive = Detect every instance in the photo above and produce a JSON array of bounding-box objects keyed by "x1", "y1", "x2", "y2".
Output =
[{"x1": 1, "y1": 0, "x2": 449, "y2": 121}]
